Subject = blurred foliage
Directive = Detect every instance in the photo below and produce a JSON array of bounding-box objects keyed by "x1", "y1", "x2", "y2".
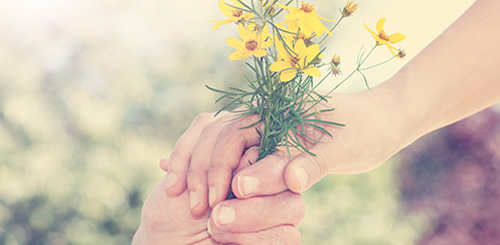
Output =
[{"x1": 0, "y1": 0, "x2": 430, "y2": 244}]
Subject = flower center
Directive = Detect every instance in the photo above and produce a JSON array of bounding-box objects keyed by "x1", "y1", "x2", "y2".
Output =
[
  {"x1": 300, "y1": 2, "x2": 315, "y2": 13},
  {"x1": 232, "y1": 10, "x2": 243, "y2": 17},
  {"x1": 245, "y1": 40, "x2": 259, "y2": 51},
  {"x1": 290, "y1": 57, "x2": 300, "y2": 67},
  {"x1": 378, "y1": 31, "x2": 389, "y2": 41}
]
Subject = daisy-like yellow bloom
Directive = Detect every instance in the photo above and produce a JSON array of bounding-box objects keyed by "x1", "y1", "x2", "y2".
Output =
[
  {"x1": 210, "y1": 0, "x2": 255, "y2": 31},
  {"x1": 270, "y1": 39, "x2": 321, "y2": 82},
  {"x1": 364, "y1": 17, "x2": 406, "y2": 55},
  {"x1": 226, "y1": 24, "x2": 272, "y2": 60},
  {"x1": 278, "y1": 2, "x2": 333, "y2": 37},
  {"x1": 342, "y1": 1, "x2": 358, "y2": 17},
  {"x1": 278, "y1": 19, "x2": 314, "y2": 46}
]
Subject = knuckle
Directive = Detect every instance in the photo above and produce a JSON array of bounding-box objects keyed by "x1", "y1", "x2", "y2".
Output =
[
  {"x1": 305, "y1": 153, "x2": 328, "y2": 179},
  {"x1": 187, "y1": 168, "x2": 207, "y2": 181},
  {"x1": 282, "y1": 192, "x2": 306, "y2": 225},
  {"x1": 193, "y1": 112, "x2": 213, "y2": 124},
  {"x1": 199, "y1": 123, "x2": 218, "y2": 138},
  {"x1": 167, "y1": 150, "x2": 187, "y2": 169},
  {"x1": 187, "y1": 173, "x2": 206, "y2": 190}
]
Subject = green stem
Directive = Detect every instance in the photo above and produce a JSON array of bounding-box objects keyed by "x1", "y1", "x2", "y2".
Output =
[
  {"x1": 318, "y1": 16, "x2": 344, "y2": 45},
  {"x1": 304, "y1": 44, "x2": 378, "y2": 113},
  {"x1": 360, "y1": 56, "x2": 396, "y2": 71}
]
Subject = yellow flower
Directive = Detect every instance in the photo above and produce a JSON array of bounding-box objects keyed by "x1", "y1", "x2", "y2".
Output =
[
  {"x1": 278, "y1": 2, "x2": 333, "y2": 37},
  {"x1": 364, "y1": 17, "x2": 406, "y2": 55},
  {"x1": 270, "y1": 39, "x2": 321, "y2": 82},
  {"x1": 210, "y1": 0, "x2": 255, "y2": 30},
  {"x1": 342, "y1": 1, "x2": 358, "y2": 17},
  {"x1": 278, "y1": 19, "x2": 314, "y2": 46},
  {"x1": 226, "y1": 24, "x2": 272, "y2": 60}
]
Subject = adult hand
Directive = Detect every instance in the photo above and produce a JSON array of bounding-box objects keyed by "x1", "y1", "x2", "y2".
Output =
[
  {"x1": 166, "y1": 87, "x2": 416, "y2": 211},
  {"x1": 134, "y1": 156, "x2": 305, "y2": 244}
]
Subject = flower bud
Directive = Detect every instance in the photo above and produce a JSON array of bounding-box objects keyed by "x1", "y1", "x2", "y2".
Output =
[
  {"x1": 342, "y1": 1, "x2": 358, "y2": 17},
  {"x1": 397, "y1": 49, "x2": 407, "y2": 58},
  {"x1": 331, "y1": 55, "x2": 341, "y2": 66}
]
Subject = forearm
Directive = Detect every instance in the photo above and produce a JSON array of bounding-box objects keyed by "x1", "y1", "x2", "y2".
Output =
[{"x1": 377, "y1": 0, "x2": 500, "y2": 143}]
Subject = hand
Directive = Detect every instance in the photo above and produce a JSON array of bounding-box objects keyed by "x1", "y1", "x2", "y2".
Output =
[
  {"x1": 166, "y1": 87, "x2": 415, "y2": 211},
  {"x1": 132, "y1": 170, "x2": 212, "y2": 245},
  {"x1": 134, "y1": 157, "x2": 305, "y2": 244}
]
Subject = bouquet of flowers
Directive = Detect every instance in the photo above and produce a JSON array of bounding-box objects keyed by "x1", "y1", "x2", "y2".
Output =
[{"x1": 208, "y1": 0, "x2": 406, "y2": 161}]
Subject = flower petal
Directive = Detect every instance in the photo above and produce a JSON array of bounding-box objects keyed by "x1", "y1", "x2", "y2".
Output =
[
  {"x1": 295, "y1": 39, "x2": 307, "y2": 56},
  {"x1": 219, "y1": 1, "x2": 235, "y2": 18},
  {"x1": 225, "y1": 37, "x2": 245, "y2": 49},
  {"x1": 308, "y1": 14, "x2": 331, "y2": 36},
  {"x1": 386, "y1": 44, "x2": 398, "y2": 56},
  {"x1": 388, "y1": 33, "x2": 406, "y2": 44},
  {"x1": 270, "y1": 60, "x2": 291, "y2": 72},
  {"x1": 257, "y1": 24, "x2": 269, "y2": 40},
  {"x1": 280, "y1": 69, "x2": 298, "y2": 82},
  {"x1": 261, "y1": 38, "x2": 273, "y2": 49},
  {"x1": 298, "y1": 15, "x2": 315, "y2": 36},
  {"x1": 376, "y1": 17, "x2": 385, "y2": 34},
  {"x1": 229, "y1": 49, "x2": 252, "y2": 60},
  {"x1": 232, "y1": 0, "x2": 244, "y2": 9},
  {"x1": 303, "y1": 44, "x2": 320, "y2": 64},
  {"x1": 210, "y1": 19, "x2": 234, "y2": 30},
  {"x1": 303, "y1": 66, "x2": 321, "y2": 77},
  {"x1": 363, "y1": 23, "x2": 377, "y2": 35},
  {"x1": 238, "y1": 23, "x2": 254, "y2": 41},
  {"x1": 241, "y1": 12, "x2": 255, "y2": 20},
  {"x1": 275, "y1": 39, "x2": 293, "y2": 59},
  {"x1": 253, "y1": 49, "x2": 267, "y2": 57},
  {"x1": 316, "y1": 13, "x2": 334, "y2": 22},
  {"x1": 373, "y1": 35, "x2": 386, "y2": 45},
  {"x1": 278, "y1": 3, "x2": 299, "y2": 11}
]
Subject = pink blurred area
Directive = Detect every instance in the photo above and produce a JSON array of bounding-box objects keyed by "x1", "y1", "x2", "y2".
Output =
[{"x1": 399, "y1": 108, "x2": 500, "y2": 244}]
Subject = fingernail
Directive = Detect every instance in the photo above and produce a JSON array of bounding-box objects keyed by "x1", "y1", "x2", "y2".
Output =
[
  {"x1": 165, "y1": 173, "x2": 177, "y2": 190},
  {"x1": 213, "y1": 204, "x2": 235, "y2": 226},
  {"x1": 294, "y1": 167, "x2": 308, "y2": 190},
  {"x1": 190, "y1": 191, "x2": 199, "y2": 210},
  {"x1": 238, "y1": 176, "x2": 259, "y2": 196},
  {"x1": 206, "y1": 220, "x2": 214, "y2": 235},
  {"x1": 209, "y1": 186, "x2": 217, "y2": 207}
]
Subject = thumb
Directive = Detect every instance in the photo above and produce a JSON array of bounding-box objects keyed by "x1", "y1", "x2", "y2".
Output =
[{"x1": 284, "y1": 146, "x2": 330, "y2": 193}]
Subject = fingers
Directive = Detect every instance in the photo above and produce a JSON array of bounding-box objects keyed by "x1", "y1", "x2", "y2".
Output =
[
  {"x1": 209, "y1": 191, "x2": 304, "y2": 231},
  {"x1": 207, "y1": 191, "x2": 304, "y2": 244},
  {"x1": 284, "y1": 142, "x2": 332, "y2": 193},
  {"x1": 187, "y1": 119, "x2": 227, "y2": 215},
  {"x1": 159, "y1": 158, "x2": 169, "y2": 172},
  {"x1": 166, "y1": 113, "x2": 221, "y2": 196},
  {"x1": 207, "y1": 115, "x2": 262, "y2": 208},
  {"x1": 231, "y1": 150, "x2": 290, "y2": 198},
  {"x1": 209, "y1": 225, "x2": 301, "y2": 245}
]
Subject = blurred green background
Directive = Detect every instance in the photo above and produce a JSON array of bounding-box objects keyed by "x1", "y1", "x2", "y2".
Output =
[{"x1": 0, "y1": 0, "x2": 477, "y2": 244}]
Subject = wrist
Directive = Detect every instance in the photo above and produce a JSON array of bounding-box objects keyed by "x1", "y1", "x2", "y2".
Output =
[{"x1": 369, "y1": 73, "x2": 430, "y2": 151}]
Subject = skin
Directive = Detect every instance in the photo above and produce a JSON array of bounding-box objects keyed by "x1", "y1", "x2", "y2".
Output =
[
  {"x1": 166, "y1": 0, "x2": 500, "y2": 215},
  {"x1": 133, "y1": 156, "x2": 304, "y2": 244}
]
